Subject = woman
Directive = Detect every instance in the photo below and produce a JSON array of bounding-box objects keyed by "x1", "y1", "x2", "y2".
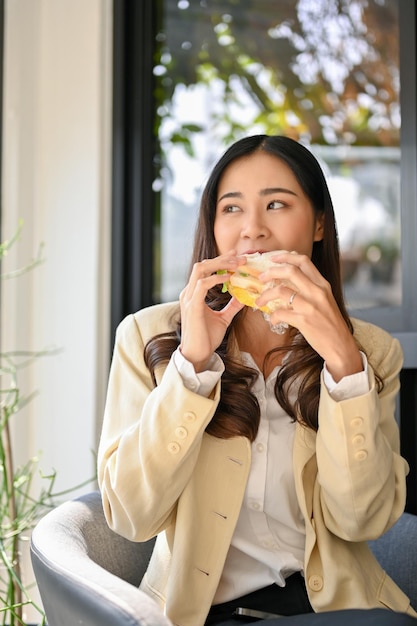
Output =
[{"x1": 98, "y1": 135, "x2": 414, "y2": 626}]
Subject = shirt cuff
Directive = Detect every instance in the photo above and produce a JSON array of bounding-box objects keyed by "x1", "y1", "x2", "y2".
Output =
[
  {"x1": 173, "y1": 348, "x2": 224, "y2": 397},
  {"x1": 323, "y1": 351, "x2": 369, "y2": 401}
]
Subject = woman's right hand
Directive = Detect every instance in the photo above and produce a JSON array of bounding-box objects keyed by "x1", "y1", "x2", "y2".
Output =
[{"x1": 179, "y1": 251, "x2": 245, "y2": 372}]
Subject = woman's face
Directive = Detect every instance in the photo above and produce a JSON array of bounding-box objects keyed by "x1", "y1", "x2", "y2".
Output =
[{"x1": 214, "y1": 151, "x2": 324, "y2": 257}]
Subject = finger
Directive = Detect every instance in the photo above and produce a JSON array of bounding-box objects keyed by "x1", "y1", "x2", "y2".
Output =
[
  {"x1": 266, "y1": 252, "x2": 326, "y2": 287},
  {"x1": 259, "y1": 266, "x2": 324, "y2": 304},
  {"x1": 182, "y1": 272, "x2": 233, "y2": 311},
  {"x1": 221, "y1": 296, "x2": 245, "y2": 324},
  {"x1": 287, "y1": 290, "x2": 298, "y2": 309},
  {"x1": 193, "y1": 251, "x2": 242, "y2": 276},
  {"x1": 255, "y1": 281, "x2": 299, "y2": 311}
]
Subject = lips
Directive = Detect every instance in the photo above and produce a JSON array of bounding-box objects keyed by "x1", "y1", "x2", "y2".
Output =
[{"x1": 241, "y1": 249, "x2": 269, "y2": 255}]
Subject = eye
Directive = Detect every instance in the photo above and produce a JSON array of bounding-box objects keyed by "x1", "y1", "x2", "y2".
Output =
[
  {"x1": 268, "y1": 200, "x2": 286, "y2": 210},
  {"x1": 222, "y1": 204, "x2": 242, "y2": 213}
]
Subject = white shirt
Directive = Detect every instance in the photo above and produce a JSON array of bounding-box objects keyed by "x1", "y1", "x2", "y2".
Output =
[{"x1": 174, "y1": 348, "x2": 369, "y2": 602}]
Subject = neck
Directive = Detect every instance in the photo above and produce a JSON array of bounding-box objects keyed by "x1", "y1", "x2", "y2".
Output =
[{"x1": 235, "y1": 308, "x2": 293, "y2": 374}]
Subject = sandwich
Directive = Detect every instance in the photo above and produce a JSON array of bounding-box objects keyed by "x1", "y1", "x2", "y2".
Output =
[{"x1": 219, "y1": 251, "x2": 291, "y2": 314}]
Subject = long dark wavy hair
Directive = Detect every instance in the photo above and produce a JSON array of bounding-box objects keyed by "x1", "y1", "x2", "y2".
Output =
[{"x1": 145, "y1": 135, "x2": 370, "y2": 439}]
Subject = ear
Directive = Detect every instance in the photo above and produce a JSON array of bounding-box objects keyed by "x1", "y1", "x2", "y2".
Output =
[{"x1": 313, "y1": 212, "x2": 325, "y2": 242}]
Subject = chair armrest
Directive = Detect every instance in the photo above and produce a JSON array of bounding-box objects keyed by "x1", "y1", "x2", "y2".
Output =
[
  {"x1": 30, "y1": 491, "x2": 172, "y2": 626},
  {"x1": 369, "y1": 512, "x2": 417, "y2": 611}
]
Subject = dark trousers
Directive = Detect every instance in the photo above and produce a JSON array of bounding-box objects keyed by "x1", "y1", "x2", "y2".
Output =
[
  {"x1": 209, "y1": 609, "x2": 417, "y2": 625},
  {"x1": 204, "y1": 573, "x2": 417, "y2": 625},
  {"x1": 205, "y1": 573, "x2": 313, "y2": 625}
]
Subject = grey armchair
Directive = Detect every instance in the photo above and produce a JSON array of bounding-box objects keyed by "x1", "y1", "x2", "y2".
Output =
[
  {"x1": 30, "y1": 491, "x2": 170, "y2": 626},
  {"x1": 30, "y1": 491, "x2": 417, "y2": 626}
]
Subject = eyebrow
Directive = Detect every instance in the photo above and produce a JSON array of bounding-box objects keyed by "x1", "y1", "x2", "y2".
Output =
[{"x1": 217, "y1": 187, "x2": 298, "y2": 204}]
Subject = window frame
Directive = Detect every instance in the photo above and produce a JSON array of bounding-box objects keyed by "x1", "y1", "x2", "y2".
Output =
[
  {"x1": 111, "y1": 0, "x2": 158, "y2": 343},
  {"x1": 0, "y1": 0, "x2": 4, "y2": 250}
]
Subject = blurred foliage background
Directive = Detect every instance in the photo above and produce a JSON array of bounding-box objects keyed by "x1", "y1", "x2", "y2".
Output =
[{"x1": 154, "y1": 0, "x2": 399, "y2": 151}]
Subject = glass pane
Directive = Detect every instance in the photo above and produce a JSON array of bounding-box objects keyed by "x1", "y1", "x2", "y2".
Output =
[{"x1": 154, "y1": 0, "x2": 401, "y2": 309}]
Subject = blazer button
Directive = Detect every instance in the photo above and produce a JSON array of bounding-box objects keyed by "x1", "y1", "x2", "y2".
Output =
[
  {"x1": 184, "y1": 411, "x2": 196, "y2": 422},
  {"x1": 355, "y1": 450, "x2": 368, "y2": 461},
  {"x1": 352, "y1": 434, "x2": 365, "y2": 447},
  {"x1": 175, "y1": 426, "x2": 188, "y2": 439},
  {"x1": 168, "y1": 442, "x2": 180, "y2": 454},
  {"x1": 308, "y1": 575, "x2": 323, "y2": 591},
  {"x1": 351, "y1": 416, "x2": 363, "y2": 429}
]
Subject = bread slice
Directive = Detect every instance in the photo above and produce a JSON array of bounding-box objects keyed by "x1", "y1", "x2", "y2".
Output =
[{"x1": 221, "y1": 251, "x2": 289, "y2": 313}]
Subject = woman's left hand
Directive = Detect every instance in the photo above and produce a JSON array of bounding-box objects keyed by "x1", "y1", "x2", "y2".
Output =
[{"x1": 255, "y1": 251, "x2": 363, "y2": 382}]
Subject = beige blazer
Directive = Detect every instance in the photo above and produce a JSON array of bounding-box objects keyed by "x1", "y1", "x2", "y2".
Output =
[{"x1": 98, "y1": 301, "x2": 414, "y2": 626}]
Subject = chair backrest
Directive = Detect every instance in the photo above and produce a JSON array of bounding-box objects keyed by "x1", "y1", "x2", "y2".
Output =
[
  {"x1": 30, "y1": 491, "x2": 169, "y2": 626},
  {"x1": 369, "y1": 512, "x2": 417, "y2": 610},
  {"x1": 65, "y1": 490, "x2": 156, "y2": 585}
]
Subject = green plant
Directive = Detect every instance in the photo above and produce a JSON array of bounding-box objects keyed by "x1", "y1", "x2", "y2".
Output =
[
  {"x1": 1, "y1": 357, "x2": 58, "y2": 624},
  {"x1": 0, "y1": 223, "x2": 91, "y2": 625},
  {"x1": 0, "y1": 223, "x2": 52, "y2": 624}
]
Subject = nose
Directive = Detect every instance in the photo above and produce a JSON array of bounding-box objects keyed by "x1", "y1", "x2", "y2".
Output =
[{"x1": 241, "y1": 212, "x2": 269, "y2": 240}]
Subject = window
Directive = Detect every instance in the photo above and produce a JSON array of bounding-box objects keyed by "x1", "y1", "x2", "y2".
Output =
[
  {"x1": 112, "y1": 0, "x2": 417, "y2": 510},
  {"x1": 155, "y1": 0, "x2": 404, "y2": 312}
]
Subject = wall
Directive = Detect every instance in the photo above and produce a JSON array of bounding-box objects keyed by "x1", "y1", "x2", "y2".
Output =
[{"x1": 1, "y1": 2, "x2": 112, "y2": 614}]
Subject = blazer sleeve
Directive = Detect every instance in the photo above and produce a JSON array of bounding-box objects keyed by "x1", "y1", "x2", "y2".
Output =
[
  {"x1": 315, "y1": 328, "x2": 409, "y2": 541},
  {"x1": 97, "y1": 312, "x2": 220, "y2": 541}
]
